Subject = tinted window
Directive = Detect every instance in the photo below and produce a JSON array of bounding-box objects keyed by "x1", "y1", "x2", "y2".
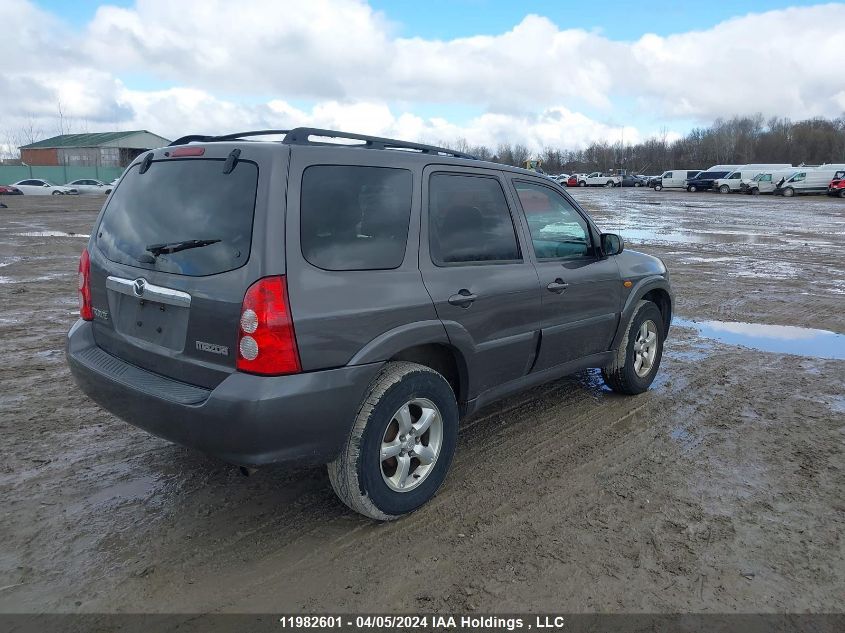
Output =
[
  {"x1": 300, "y1": 166, "x2": 412, "y2": 271},
  {"x1": 97, "y1": 159, "x2": 258, "y2": 276},
  {"x1": 687, "y1": 171, "x2": 701, "y2": 178},
  {"x1": 429, "y1": 174, "x2": 520, "y2": 265},
  {"x1": 515, "y1": 181, "x2": 591, "y2": 260}
]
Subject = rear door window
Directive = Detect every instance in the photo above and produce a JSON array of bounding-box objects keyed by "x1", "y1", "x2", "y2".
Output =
[
  {"x1": 300, "y1": 166, "x2": 412, "y2": 271},
  {"x1": 96, "y1": 158, "x2": 258, "y2": 276},
  {"x1": 428, "y1": 173, "x2": 521, "y2": 265}
]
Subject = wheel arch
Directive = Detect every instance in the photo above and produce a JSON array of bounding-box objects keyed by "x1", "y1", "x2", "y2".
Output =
[
  {"x1": 347, "y1": 321, "x2": 469, "y2": 408},
  {"x1": 612, "y1": 277, "x2": 673, "y2": 349}
]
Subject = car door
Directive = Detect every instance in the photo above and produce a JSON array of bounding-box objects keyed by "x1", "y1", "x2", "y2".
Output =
[
  {"x1": 508, "y1": 177, "x2": 622, "y2": 371},
  {"x1": 420, "y1": 166, "x2": 541, "y2": 398},
  {"x1": 15, "y1": 180, "x2": 37, "y2": 195}
]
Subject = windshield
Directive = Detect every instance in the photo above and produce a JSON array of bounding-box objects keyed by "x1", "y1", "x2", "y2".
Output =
[
  {"x1": 834, "y1": 171, "x2": 845, "y2": 180},
  {"x1": 96, "y1": 158, "x2": 258, "y2": 276}
]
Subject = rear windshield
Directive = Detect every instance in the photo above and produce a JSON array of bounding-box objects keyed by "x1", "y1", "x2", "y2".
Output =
[{"x1": 96, "y1": 159, "x2": 258, "y2": 276}]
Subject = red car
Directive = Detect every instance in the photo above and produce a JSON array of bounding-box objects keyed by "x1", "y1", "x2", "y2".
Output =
[
  {"x1": 828, "y1": 171, "x2": 845, "y2": 198},
  {"x1": 0, "y1": 185, "x2": 23, "y2": 195},
  {"x1": 566, "y1": 175, "x2": 579, "y2": 187}
]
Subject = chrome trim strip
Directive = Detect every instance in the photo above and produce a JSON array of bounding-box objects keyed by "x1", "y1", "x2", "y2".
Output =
[{"x1": 106, "y1": 275, "x2": 192, "y2": 308}]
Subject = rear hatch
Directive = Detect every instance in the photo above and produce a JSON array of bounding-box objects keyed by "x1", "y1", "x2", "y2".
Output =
[{"x1": 86, "y1": 144, "x2": 287, "y2": 389}]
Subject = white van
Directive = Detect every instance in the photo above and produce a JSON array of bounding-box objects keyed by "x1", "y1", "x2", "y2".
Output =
[
  {"x1": 774, "y1": 165, "x2": 845, "y2": 197},
  {"x1": 655, "y1": 169, "x2": 702, "y2": 191},
  {"x1": 741, "y1": 169, "x2": 799, "y2": 195},
  {"x1": 713, "y1": 164, "x2": 793, "y2": 193}
]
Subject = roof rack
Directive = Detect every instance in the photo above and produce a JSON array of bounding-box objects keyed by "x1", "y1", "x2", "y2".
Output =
[{"x1": 168, "y1": 127, "x2": 476, "y2": 160}]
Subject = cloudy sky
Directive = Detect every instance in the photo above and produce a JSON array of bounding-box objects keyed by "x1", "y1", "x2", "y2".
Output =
[{"x1": 2, "y1": 0, "x2": 844, "y2": 151}]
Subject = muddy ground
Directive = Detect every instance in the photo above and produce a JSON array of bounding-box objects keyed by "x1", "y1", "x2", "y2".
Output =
[{"x1": 0, "y1": 189, "x2": 842, "y2": 617}]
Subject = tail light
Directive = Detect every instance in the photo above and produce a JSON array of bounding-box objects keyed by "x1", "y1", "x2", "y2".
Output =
[
  {"x1": 78, "y1": 248, "x2": 94, "y2": 321},
  {"x1": 236, "y1": 276, "x2": 301, "y2": 375}
]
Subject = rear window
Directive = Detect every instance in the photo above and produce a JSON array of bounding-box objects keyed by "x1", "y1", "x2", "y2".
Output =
[
  {"x1": 96, "y1": 159, "x2": 258, "y2": 276},
  {"x1": 300, "y1": 166, "x2": 412, "y2": 271}
]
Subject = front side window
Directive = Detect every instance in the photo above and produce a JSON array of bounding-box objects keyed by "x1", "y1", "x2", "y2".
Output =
[
  {"x1": 514, "y1": 181, "x2": 591, "y2": 260},
  {"x1": 300, "y1": 166, "x2": 412, "y2": 271},
  {"x1": 663, "y1": 172, "x2": 673, "y2": 179},
  {"x1": 428, "y1": 173, "x2": 521, "y2": 265},
  {"x1": 791, "y1": 173, "x2": 806, "y2": 182}
]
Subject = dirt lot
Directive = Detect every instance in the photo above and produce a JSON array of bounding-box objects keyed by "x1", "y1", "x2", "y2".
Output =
[{"x1": 0, "y1": 189, "x2": 843, "y2": 616}]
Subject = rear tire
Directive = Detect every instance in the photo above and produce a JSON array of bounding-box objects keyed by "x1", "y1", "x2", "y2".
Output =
[
  {"x1": 605, "y1": 180, "x2": 614, "y2": 188},
  {"x1": 328, "y1": 362, "x2": 459, "y2": 521},
  {"x1": 51, "y1": 191, "x2": 61, "y2": 196},
  {"x1": 839, "y1": 189, "x2": 845, "y2": 199},
  {"x1": 719, "y1": 185, "x2": 730, "y2": 194},
  {"x1": 602, "y1": 301, "x2": 665, "y2": 395}
]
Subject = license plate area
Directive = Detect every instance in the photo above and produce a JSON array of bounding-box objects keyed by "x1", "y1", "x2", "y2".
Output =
[{"x1": 106, "y1": 276, "x2": 191, "y2": 351}]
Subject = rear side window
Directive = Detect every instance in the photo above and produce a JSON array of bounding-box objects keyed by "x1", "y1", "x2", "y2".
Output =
[
  {"x1": 97, "y1": 159, "x2": 258, "y2": 276},
  {"x1": 429, "y1": 173, "x2": 521, "y2": 265},
  {"x1": 300, "y1": 166, "x2": 412, "y2": 271}
]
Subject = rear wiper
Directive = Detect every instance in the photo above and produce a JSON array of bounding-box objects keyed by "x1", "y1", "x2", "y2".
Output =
[{"x1": 146, "y1": 239, "x2": 221, "y2": 256}]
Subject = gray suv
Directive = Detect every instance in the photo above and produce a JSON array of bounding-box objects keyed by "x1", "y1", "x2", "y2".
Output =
[{"x1": 66, "y1": 128, "x2": 673, "y2": 520}]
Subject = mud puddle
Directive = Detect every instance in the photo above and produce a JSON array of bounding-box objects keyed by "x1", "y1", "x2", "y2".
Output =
[
  {"x1": 13, "y1": 231, "x2": 90, "y2": 238},
  {"x1": 675, "y1": 318, "x2": 845, "y2": 360}
]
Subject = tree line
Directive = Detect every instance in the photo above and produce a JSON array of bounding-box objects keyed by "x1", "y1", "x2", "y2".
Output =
[{"x1": 446, "y1": 114, "x2": 845, "y2": 175}]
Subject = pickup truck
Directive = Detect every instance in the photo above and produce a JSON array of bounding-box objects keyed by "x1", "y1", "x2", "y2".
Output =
[{"x1": 578, "y1": 172, "x2": 622, "y2": 187}]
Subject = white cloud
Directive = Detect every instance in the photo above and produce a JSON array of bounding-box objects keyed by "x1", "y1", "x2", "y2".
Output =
[{"x1": 1, "y1": 0, "x2": 843, "y2": 154}]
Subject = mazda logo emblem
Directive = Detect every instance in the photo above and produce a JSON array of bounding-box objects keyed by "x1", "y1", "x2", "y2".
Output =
[{"x1": 133, "y1": 278, "x2": 146, "y2": 297}]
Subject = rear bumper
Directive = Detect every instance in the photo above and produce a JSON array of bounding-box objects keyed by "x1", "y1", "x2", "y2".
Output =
[{"x1": 66, "y1": 319, "x2": 383, "y2": 466}]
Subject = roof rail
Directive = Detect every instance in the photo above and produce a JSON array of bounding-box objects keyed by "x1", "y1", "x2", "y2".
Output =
[
  {"x1": 281, "y1": 128, "x2": 477, "y2": 159},
  {"x1": 168, "y1": 127, "x2": 476, "y2": 159}
]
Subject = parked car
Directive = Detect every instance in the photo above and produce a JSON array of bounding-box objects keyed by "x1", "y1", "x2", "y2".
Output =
[
  {"x1": 740, "y1": 169, "x2": 799, "y2": 195},
  {"x1": 566, "y1": 174, "x2": 581, "y2": 187},
  {"x1": 12, "y1": 179, "x2": 77, "y2": 195},
  {"x1": 774, "y1": 165, "x2": 845, "y2": 196},
  {"x1": 713, "y1": 164, "x2": 793, "y2": 193},
  {"x1": 0, "y1": 185, "x2": 23, "y2": 195},
  {"x1": 827, "y1": 170, "x2": 845, "y2": 198},
  {"x1": 66, "y1": 179, "x2": 113, "y2": 195},
  {"x1": 65, "y1": 128, "x2": 673, "y2": 520},
  {"x1": 646, "y1": 176, "x2": 662, "y2": 188},
  {"x1": 619, "y1": 175, "x2": 646, "y2": 187},
  {"x1": 653, "y1": 170, "x2": 702, "y2": 191},
  {"x1": 554, "y1": 174, "x2": 570, "y2": 185},
  {"x1": 578, "y1": 172, "x2": 622, "y2": 187},
  {"x1": 684, "y1": 165, "x2": 740, "y2": 192}
]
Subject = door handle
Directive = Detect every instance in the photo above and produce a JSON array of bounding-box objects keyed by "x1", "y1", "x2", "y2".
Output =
[
  {"x1": 448, "y1": 289, "x2": 478, "y2": 307},
  {"x1": 546, "y1": 278, "x2": 569, "y2": 294}
]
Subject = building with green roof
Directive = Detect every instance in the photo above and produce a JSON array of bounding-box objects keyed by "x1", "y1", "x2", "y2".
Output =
[{"x1": 21, "y1": 131, "x2": 171, "y2": 168}]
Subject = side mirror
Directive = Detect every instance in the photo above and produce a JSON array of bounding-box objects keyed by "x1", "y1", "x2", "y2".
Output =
[
  {"x1": 601, "y1": 233, "x2": 624, "y2": 256},
  {"x1": 43, "y1": 183, "x2": 50, "y2": 187}
]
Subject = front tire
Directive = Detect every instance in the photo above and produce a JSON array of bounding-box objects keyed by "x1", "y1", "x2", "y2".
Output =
[
  {"x1": 578, "y1": 181, "x2": 586, "y2": 187},
  {"x1": 688, "y1": 185, "x2": 697, "y2": 192},
  {"x1": 782, "y1": 187, "x2": 794, "y2": 197},
  {"x1": 602, "y1": 300, "x2": 665, "y2": 395},
  {"x1": 654, "y1": 184, "x2": 663, "y2": 191},
  {"x1": 719, "y1": 185, "x2": 730, "y2": 194},
  {"x1": 328, "y1": 362, "x2": 458, "y2": 521},
  {"x1": 51, "y1": 191, "x2": 62, "y2": 196},
  {"x1": 751, "y1": 188, "x2": 760, "y2": 196}
]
